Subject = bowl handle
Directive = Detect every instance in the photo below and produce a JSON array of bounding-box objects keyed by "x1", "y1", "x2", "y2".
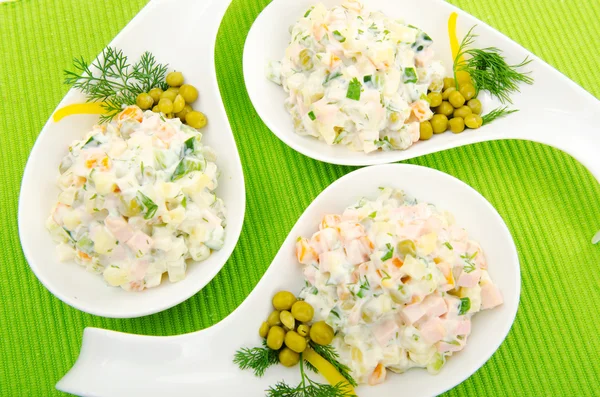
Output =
[{"x1": 56, "y1": 326, "x2": 246, "y2": 397}]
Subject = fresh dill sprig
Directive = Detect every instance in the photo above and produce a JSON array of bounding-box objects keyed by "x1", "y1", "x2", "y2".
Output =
[
  {"x1": 481, "y1": 106, "x2": 518, "y2": 125},
  {"x1": 233, "y1": 340, "x2": 279, "y2": 377},
  {"x1": 309, "y1": 342, "x2": 357, "y2": 387},
  {"x1": 64, "y1": 47, "x2": 169, "y2": 123},
  {"x1": 267, "y1": 356, "x2": 356, "y2": 397},
  {"x1": 453, "y1": 26, "x2": 533, "y2": 103}
]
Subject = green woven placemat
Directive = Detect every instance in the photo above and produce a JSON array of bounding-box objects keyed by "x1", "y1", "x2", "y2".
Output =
[{"x1": 1, "y1": 0, "x2": 599, "y2": 396}]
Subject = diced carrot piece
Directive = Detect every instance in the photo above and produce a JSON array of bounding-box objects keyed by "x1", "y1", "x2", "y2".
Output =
[{"x1": 393, "y1": 258, "x2": 404, "y2": 268}]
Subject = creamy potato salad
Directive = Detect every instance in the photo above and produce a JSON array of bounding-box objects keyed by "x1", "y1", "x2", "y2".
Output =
[
  {"x1": 295, "y1": 188, "x2": 502, "y2": 384},
  {"x1": 267, "y1": 0, "x2": 444, "y2": 153},
  {"x1": 46, "y1": 106, "x2": 226, "y2": 291}
]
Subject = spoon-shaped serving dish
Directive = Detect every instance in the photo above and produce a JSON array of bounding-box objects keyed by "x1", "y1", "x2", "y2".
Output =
[
  {"x1": 243, "y1": 0, "x2": 600, "y2": 178},
  {"x1": 56, "y1": 163, "x2": 520, "y2": 397},
  {"x1": 17, "y1": 0, "x2": 246, "y2": 318}
]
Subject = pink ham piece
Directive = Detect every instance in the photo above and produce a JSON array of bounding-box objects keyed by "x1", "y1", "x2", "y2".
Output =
[
  {"x1": 339, "y1": 223, "x2": 365, "y2": 242},
  {"x1": 126, "y1": 230, "x2": 153, "y2": 255},
  {"x1": 344, "y1": 238, "x2": 371, "y2": 265},
  {"x1": 421, "y1": 295, "x2": 448, "y2": 318},
  {"x1": 420, "y1": 317, "x2": 445, "y2": 344},
  {"x1": 310, "y1": 228, "x2": 340, "y2": 255},
  {"x1": 104, "y1": 216, "x2": 133, "y2": 243},
  {"x1": 400, "y1": 302, "x2": 425, "y2": 325},
  {"x1": 481, "y1": 282, "x2": 503, "y2": 309},
  {"x1": 457, "y1": 268, "x2": 482, "y2": 288},
  {"x1": 373, "y1": 320, "x2": 399, "y2": 347},
  {"x1": 455, "y1": 319, "x2": 471, "y2": 336}
]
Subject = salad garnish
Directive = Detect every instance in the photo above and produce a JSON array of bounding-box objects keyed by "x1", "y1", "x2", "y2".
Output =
[{"x1": 64, "y1": 48, "x2": 168, "y2": 123}]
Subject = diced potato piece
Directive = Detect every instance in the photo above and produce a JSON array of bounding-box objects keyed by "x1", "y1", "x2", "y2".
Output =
[
  {"x1": 93, "y1": 227, "x2": 117, "y2": 255},
  {"x1": 93, "y1": 172, "x2": 116, "y2": 195},
  {"x1": 103, "y1": 266, "x2": 128, "y2": 287},
  {"x1": 62, "y1": 209, "x2": 81, "y2": 230}
]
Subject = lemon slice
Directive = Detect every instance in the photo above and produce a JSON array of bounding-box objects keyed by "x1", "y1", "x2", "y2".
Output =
[{"x1": 53, "y1": 102, "x2": 106, "y2": 122}]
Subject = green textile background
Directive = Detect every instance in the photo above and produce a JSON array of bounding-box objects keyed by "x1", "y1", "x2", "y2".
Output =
[{"x1": 1, "y1": 0, "x2": 599, "y2": 395}]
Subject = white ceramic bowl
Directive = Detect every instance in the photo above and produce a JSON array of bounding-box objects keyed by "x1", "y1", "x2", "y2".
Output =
[
  {"x1": 57, "y1": 164, "x2": 520, "y2": 397},
  {"x1": 243, "y1": 0, "x2": 600, "y2": 170},
  {"x1": 17, "y1": 0, "x2": 245, "y2": 318}
]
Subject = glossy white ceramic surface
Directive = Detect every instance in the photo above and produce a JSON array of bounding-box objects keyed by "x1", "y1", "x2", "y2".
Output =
[
  {"x1": 18, "y1": 0, "x2": 246, "y2": 318},
  {"x1": 244, "y1": 0, "x2": 600, "y2": 172},
  {"x1": 57, "y1": 164, "x2": 520, "y2": 397}
]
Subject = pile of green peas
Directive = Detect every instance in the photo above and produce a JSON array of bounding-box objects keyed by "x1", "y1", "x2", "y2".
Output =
[
  {"x1": 420, "y1": 75, "x2": 484, "y2": 140},
  {"x1": 135, "y1": 71, "x2": 208, "y2": 129},
  {"x1": 260, "y1": 291, "x2": 335, "y2": 367}
]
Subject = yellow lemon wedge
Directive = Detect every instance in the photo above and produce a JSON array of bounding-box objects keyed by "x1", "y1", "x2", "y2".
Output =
[
  {"x1": 53, "y1": 102, "x2": 106, "y2": 122},
  {"x1": 303, "y1": 348, "x2": 355, "y2": 395},
  {"x1": 448, "y1": 12, "x2": 471, "y2": 84}
]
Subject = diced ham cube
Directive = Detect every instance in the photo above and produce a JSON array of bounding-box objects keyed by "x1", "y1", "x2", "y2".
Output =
[
  {"x1": 126, "y1": 230, "x2": 153, "y2": 255},
  {"x1": 420, "y1": 317, "x2": 445, "y2": 344},
  {"x1": 310, "y1": 228, "x2": 341, "y2": 255},
  {"x1": 296, "y1": 238, "x2": 317, "y2": 265},
  {"x1": 345, "y1": 238, "x2": 370, "y2": 265},
  {"x1": 421, "y1": 295, "x2": 447, "y2": 318},
  {"x1": 457, "y1": 268, "x2": 482, "y2": 288},
  {"x1": 455, "y1": 319, "x2": 471, "y2": 335},
  {"x1": 400, "y1": 303, "x2": 425, "y2": 325},
  {"x1": 104, "y1": 216, "x2": 133, "y2": 243},
  {"x1": 320, "y1": 214, "x2": 341, "y2": 230},
  {"x1": 373, "y1": 320, "x2": 399, "y2": 347},
  {"x1": 481, "y1": 282, "x2": 503, "y2": 309},
  {"x1": 339, "y1": 223, "x2": 365, "y2": 241}
]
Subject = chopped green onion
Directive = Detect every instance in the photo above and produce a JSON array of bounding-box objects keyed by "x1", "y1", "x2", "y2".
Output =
[
  {"x1": 403, "y1": 67, "x2": 418, "y2": 83},
  {"x1": 368, "y1": 211, "x2": 377, "y2": 218},
  {"x1": 137, "y1": 191, "x2": 158, "y2": 220},
  {"x1": 346, "y1": 77, "x2": 362, "y2": 101},
  {"x1": 332, "y1": 30, "x2": 346, "y2": 43},
  {"x1": 363, "y1": 75, "x2": 372, "y2": 83},
  {"x1": 381, "y1": 243, "x2": 394, "y2": 261},
  {"x1": 444, "y1": 242, "x2": 453, "y2": 250},
  {"x1": 308, "y1": 111, "x2": 316, "y2": 121},
  {"x1": 459, "y1": 297, "x2": 471, "y2": 315}
]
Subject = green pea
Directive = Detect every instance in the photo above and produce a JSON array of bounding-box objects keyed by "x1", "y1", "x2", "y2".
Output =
[
  {"x1": 186, "y1": 111, "x2": 207, "y2": 129},
  {"x1": 280, "y1": 310, "x2": 295, "y2": 330},
  {"x1": 453, "y1": 105, "x2": 472, "y2": 119},
  {"x1": 136, "y1": 93, "x2": 154, "y2": 110},
  {"x1": 427, "y1": 92, "x2": 442, "y2": 107},
  {"x1": 459, "y1": 83, "x2": 476, "y2": 101},
  {"x1": 266, "y1": 326, "x2": 285, "y2": 350},
  {"x1": 419, "y1": 121, "x2": 433, "y2": 140},
  {"x1": 285, "y1": 330, "x2": 307, "y2": 353},
  {"x1": 175, "y1": 104, "x2": 193, "y2": 123},
  {"x1": 297, "y1": 324, "x2": 310, "y2": 337},
  {"x1": 160, "y1": 89, "x2": 177, "y2": 102},
  {"x1": 291, "y1": 301, "x2": 314, "y2": 322},
  {"x1": 273, "y1": 291, "x2": 297, "y2": 311},
  {"x1": 442, "y1": 87, "x2": 456, "y2": 100},
  {"x1": 148, "y1": 87, "x2": 163, "y2": 104},
  {"x1": 464, "y1": 114, "x2": 483, "y2": 129},
  {"x1": 267, "y1": 310, "x2": 281, "y2": 326},
  {"x1": 309, "y1": 321, "x2": 334, "y2": 345},
  {"x1": 259, "y1": 322, "x2": 270, "y2": 338},
  {"x1": 173, "y1": 94, "x2": 185, "y2": 114},
  {"x1": 435, "y1": 101, "x2": 454, "y2": 117},
  {"x1": 179, "y1": 84, "x2": 199, "y2": 103},
  {"x1": 448, "y1": 91, "x2": 466, "y2": 108},
  {"x1": 279, "y1": 347, "x2": 300, "y2": 367},
  {"x1": 467, "y1": 99, "x2": 482, "y2": 115},
  {"x1": 158, "y1": 98, "x2": 173, "y2": 114},
  {"x1": 449, "y1": 117, "x2": 465, "y2": 133},
  {"x1": 166, "y1": 71, "x2": 184, "y2": 87},
  {"x1": 397, "y1": 239, "x2": 416, "y2": 258},
  {"x1": 431, "y1": 114, "x2": 448, "y2": 134},
  {"x1": 443, "y1": 77, "x2": 455, "y2": 91}
]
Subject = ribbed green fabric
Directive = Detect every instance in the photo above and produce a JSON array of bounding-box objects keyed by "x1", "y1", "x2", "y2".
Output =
[{"x1": 0, "y1": 0, "x2": 599, "y2": 396}]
